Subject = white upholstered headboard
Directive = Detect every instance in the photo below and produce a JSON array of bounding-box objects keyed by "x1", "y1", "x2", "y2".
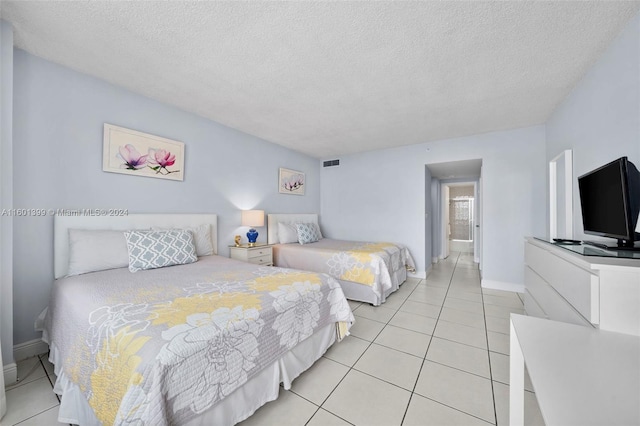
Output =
[
  {"x1": 54, "y1": 213, "x2": 218, "y2": 279},
  {"x1": 267, "y1": 213, "x2": 319, "y2": 245}
]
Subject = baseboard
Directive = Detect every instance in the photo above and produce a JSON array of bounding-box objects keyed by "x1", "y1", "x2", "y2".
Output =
[
  {"x1": 14, "y1": 338, "x2": 48, "y2": 362},
  {"x1": 432, "y1": 257, "x2": 438, "y2": 264},
  {"x1": 408, "y1": 270, "x2": 427, "y2": 279},
  {"x1": 481, "y1": 279, "x2": 525, "y2": 293},
  {"x1": 3, "y1": 362, "x2": 17, "y2": 386}
]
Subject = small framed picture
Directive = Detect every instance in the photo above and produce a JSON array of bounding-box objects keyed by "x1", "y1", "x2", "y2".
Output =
[
  {"x1": 279, "y1": 168, "x2": 305, "y2": 195},
  {"x1": 103, "y1": 123, "x2": 184, "y2": 181}
]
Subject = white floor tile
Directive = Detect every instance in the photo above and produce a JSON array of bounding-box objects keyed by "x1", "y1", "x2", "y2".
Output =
[
  {"x1": 354, "y1": 343, "x2": 423, "y2": 390},
  {"x1": 407, "y1": 290, "x2": 445, "y2": 306},
  {"x1": 347, "y1": 300, "x2": 362, "y2": 311},
  {"x1": 323, "y1": 335, "x2": 370, "y2": 367},
  {"x1": 381, "y1": 292, "x2": 408, "y2": 309},
  {"x1": 484, "y1": 304, "x2": 525, "y2": 319},
  {"x1": 487, "y1": 331, "x2": 510, "y2": 355},
  {"x1": 322, "y1": 369, "x2": 411, "y2": 426},
  {"x1": 389, "y1": 311, "x2": 437, "y2": 335},
  {"x1": 493, "y1": 381, "x2": 544, "y2": 426},
  {"x1": 444, "y1": 298, "x2": 484, "y2": 314},
  {"x1": 489, "y1": 352, "x2": 534, "y2": 392},
  {"x1": 426, "y1": 337, "x2": 490, "y2": 378},
  {"x1": 239, "y1": 389, "x2": 317, "y2": 426},
  {"x1": 374, "y1": 324, "x2": 432, "y2": 358},
  {"x1": 3, "y1": 377, "x2": 59, "y2": 426},
  {"x1": 439, "y1": 307, "x2": 485, "y2": 329},
  {"x1": 403, "y1": 393, "x2": 492, "y2": 426},
  {"x1": 485, "y1": 315, "x2": 510, "y2": 335},
  {"x1": 353, "y1": 304, "x2": 397, "y2": 324},
  {"x1": 12, "y1": 406, "x2": 64, "y2": 425},
  {"x1": 483, "y1": 294, "x2": 524, "y2": 309},
  {"x1": 447, "y1": 290, "x2": 483, "y2": 303},
  {"x1": 348, "y1": 316, "x2": 386, "y2": 341},
  {"x1": 306, "y1": 408, "x2": 351, "y2": 426},
  {"x1": 399, "y1": 300, "x2": 442, "y2": 319},
  {"x1": 415, "y1": 360, "x2": 495, "y2": 424},
  {"x1": 434, "y1": 320, "x2": 488, "y2": 350},
  {"x1": 290, "y1": 357, "x2": 349, "y2": 405},
  {"x1": 6, "y1": 357, "x2": 47, "y2": 390}
]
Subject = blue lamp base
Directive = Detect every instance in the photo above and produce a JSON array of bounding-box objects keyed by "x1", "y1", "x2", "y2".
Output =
[{"x1": 247, "y1": 228, "x2": 258, "y2": 246}]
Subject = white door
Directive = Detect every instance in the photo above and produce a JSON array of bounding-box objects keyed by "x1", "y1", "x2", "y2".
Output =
[{"x1": 442, "y1": 184, "x2": 450, "y2": 259}]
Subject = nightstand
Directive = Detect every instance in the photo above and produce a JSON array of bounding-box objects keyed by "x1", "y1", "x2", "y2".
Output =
[{"x1": 229, "y1": 244, "x2": 273, "y2": 266}]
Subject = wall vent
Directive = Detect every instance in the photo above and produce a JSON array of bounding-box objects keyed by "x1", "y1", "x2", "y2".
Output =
[{"x1": 323, "y1": 159, "x2": 340, "y2": 167}]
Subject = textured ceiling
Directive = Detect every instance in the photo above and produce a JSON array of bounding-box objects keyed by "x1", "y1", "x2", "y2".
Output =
[{"x1": 2, "y1": 2, "x2": 639, "y2": 158}]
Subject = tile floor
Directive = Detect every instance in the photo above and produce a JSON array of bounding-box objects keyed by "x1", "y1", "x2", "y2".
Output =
[{"x1": 4, "y1": 250, "x2": 544, "y2": 425}]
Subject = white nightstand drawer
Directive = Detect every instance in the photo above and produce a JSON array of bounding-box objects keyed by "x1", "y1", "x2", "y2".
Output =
[
  {"x1": 247, "y1": 248, "x2": 271, "y2": 259},
  {"x1": 249, "y1": 254, "x2": 273, "y2": 265}
]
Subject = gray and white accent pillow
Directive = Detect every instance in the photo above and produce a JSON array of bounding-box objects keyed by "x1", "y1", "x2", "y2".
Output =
[
  {"x1": 296, "y1": 222, "x2": 322, "y2": 245},
  {"x1": 124, "y1": 230, "x2": 197, "y2": 272}
]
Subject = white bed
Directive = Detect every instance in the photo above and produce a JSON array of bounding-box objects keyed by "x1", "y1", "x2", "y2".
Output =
[
  {"x1": 267, "y1": 213, "x2": 415, "y2": 306},
  {"x1": 44, "y1": 213, "x2": 353, "y2": 425}
]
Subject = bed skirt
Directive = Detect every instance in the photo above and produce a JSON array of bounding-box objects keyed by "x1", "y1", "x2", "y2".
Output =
[{"x1": 47, "y1": 323, "x2": 337, "y2": 426}]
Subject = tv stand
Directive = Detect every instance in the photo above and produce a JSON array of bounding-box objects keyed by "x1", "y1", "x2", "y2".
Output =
[
  {"x1": 583, "y1": 240, "x2": 640, "y2": 252},
  {"x1": 525, "y1": 237, "x2": 640, "y2": 336}
]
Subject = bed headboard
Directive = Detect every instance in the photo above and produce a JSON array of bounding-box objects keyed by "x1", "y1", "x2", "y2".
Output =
[
  {"x1": 54, "y1": 213, "x2": 218, "y2": 279},
  {"x1": 267, "y1": 213, "x2": 319, "y2": 245}
]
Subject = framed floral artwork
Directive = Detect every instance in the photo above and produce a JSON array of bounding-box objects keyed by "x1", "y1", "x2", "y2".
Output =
[
  {"x1": 102, "y1": 123, "x2": 185, "y2": 181},
  {"x1": 279, "y1": 167, "x2": 305, "y2": 195}
]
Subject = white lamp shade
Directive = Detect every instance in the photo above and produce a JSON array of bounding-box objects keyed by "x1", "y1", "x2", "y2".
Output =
[{"x1": 242, "y1": 210, "x2": 265, "y2": 227}]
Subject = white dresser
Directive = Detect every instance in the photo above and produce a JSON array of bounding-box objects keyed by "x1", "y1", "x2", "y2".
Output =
[{"x1": 524, "y1": 237, "x2": 640, "y2": 336}]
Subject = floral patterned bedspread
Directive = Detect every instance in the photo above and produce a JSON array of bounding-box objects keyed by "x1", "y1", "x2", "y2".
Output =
[
  {"x1": 43, "y1": 255, "x2": 353, "y2": 425},
  {"x1": 273, "y1": 238, "x2": 416, "y2": 297}
]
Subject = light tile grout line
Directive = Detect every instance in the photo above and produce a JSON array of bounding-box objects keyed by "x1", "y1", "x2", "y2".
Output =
[
  {"x1": 399, "y1": 252, "x2": 458, "y2": 426},
  {"x1": 398, "y1": 251, "x2": 500, "y2": 426}
]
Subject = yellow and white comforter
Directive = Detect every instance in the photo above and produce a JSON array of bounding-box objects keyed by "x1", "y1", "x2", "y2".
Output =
[
  {"x1": 273, "y1": 238, "x2": 416, "y2": 298},
  {"x1": 43, "y1": 255, "x2": 353, "y2": 425}
]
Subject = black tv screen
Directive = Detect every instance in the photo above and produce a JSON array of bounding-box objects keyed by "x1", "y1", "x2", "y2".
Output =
[{"x1": 578, "y1": 156, "x2": 640, "y2": 247}]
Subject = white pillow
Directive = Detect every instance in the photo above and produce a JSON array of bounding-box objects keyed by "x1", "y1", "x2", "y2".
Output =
[
  {"x1": 152, "y1": 224, "x2": 213, "y2": 256},
  {"x1": 278, "y1": 222, "x2": 299, "y2": 244},
  {"x1": 67, "y1": 229, "x2": 129, "y2": 276},
  {"x1": 124, "y1": 230, "x2": 197, "y2": 272}
]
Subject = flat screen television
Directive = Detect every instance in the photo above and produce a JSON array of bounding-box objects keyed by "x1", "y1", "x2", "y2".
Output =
[{"x1": 578, "y1": 156, "x2": 640, "y2": 250}]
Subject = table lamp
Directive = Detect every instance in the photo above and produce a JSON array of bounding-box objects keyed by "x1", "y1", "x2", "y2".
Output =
[{"x1": 242, "y1": 209, "x2": 264, "y2": 247}]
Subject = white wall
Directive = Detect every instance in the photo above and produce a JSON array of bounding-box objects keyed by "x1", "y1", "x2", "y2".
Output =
[
  {"x1": 320, "y1": 125, "x2": 547, "y2": 290},
  {"x1": 0, "y1": 20, "x2": 14, "y2": 369},
  {"x1": 546, "y1": 12, "x2": 640, "y2": 240},
  {"x1": 12, "y1": 50, "x2": 322, "y2": 346}
]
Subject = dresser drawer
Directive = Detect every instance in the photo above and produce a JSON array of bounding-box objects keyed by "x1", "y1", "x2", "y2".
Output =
[
  {"x1": 249, "y1": 254, "x2": 273, "y2": 265},
  {"x1": 523, "y1": 289, "x2": 546, "y2": 319},
  {"x1": 525, "y1": 242, "x2": 599, "y2": 324},
  {"x1": 247, "y1": 247, "x2": 271, "y2": 259},
  {"x1": 525, "y1": 266, "x2": 593, "y2": 328}
]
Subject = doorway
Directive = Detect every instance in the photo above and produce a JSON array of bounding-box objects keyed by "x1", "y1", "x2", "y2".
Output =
[{"x1": 425, "y1": 159, "x2": 482, "y2": 271}]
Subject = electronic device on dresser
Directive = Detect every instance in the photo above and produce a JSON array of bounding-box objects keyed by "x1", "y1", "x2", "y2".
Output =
[{"x1": 578, "y1": 156, "x2": 640, "y2": 251}]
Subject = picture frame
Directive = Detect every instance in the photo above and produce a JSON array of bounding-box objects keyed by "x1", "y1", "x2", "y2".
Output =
[
  {"x1": 103, "y1": 123, "x2": 185, "y2": 181},
  {"x1": 279, "y1": 167, "x2": 305, "y2": 195}
]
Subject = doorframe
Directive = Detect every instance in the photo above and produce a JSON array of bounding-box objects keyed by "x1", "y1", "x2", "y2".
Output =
[{"x1": 440, "y1": 180, "x2": 481, "y2": 267}]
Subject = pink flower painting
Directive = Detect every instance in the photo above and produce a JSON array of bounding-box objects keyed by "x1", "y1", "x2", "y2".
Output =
[
  {"x1": 148, "y1": 149, "x2": 179, "y2": 175},
  {"x1": 104, "y1": 124, "x2": 184, "y2": 181}
]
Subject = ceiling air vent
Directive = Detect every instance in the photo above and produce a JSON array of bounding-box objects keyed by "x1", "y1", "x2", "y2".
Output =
[{"x1": 323, "y1": 159, "x2": 340, "y2": 167}]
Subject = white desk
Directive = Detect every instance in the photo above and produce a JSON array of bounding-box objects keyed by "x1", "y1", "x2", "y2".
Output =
[{"x1": 510, "y1": 314, "x2": 640, "y2": 425}]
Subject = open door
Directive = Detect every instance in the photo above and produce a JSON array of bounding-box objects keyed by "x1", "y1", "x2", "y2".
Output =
[{"x1": 442, "y1": 185, "x2": 450, "y2": 259}]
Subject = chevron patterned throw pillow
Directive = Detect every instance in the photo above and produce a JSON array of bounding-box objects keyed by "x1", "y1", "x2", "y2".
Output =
[{"x1": 124, "y1": 230, "x2": 197, "y2": 272}]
